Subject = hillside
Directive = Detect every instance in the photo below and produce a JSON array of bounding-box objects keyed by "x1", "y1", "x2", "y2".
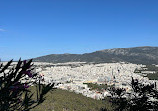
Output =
[
  {"x1": 30, "y1": 88, "x2": 113, "y2": 111},
  {"x1": 32, "y1": 46, "x2": 158, "y2": 64}
]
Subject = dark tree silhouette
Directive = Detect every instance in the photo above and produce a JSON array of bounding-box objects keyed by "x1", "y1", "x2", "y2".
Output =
[
  {"x1": 0, "y1": 59, "x2": 54, "y2": 111},
  {"x1": 102, "y1": 77, "x2": 158, "y2": 111}
]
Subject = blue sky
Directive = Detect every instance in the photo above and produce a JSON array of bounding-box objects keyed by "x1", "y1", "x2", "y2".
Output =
[{"x1": 0, "y1": 0, "x2": 158, "y2": 61}]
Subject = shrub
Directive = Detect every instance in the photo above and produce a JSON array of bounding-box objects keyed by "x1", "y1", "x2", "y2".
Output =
[
  {"x1": 105, "y1": 77, "x2": 158, "y2": 111},
  {"x1": 0, "y1": 59, "x2": 54, "y2": 111}
]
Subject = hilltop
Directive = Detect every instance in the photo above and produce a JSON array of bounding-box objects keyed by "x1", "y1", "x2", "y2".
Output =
[{"x1": 32, "y1": 46, "x2": 158, "y2": 65}]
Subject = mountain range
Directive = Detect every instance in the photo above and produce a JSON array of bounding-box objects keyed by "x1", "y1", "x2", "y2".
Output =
[{"x1": 32, "y1": 46, "x2": 158, "y2": 65}]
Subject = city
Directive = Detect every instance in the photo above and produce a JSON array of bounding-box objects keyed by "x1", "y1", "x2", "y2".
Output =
[{"x1": 32, "y1": 62, "x2": 158, "y2": 100}]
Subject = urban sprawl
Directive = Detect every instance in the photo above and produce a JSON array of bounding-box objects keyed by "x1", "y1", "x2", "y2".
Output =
[
  {"x1": 32, "y1": 62, "x2": 158, "y2": 99},
  {"x1": 1, "y1": 62, "x2": 158, "y2": 100}
]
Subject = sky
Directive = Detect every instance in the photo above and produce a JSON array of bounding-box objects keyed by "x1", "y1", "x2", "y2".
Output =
[{"x1": 0, "y1": 0, "x2": 158, "y2": 61}]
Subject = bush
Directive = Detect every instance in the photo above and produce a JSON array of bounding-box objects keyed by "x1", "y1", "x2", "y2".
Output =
[
  {"x1": 0, "y1": 59, "x2": 54, "y2": 111},
  {"x1": 106, "y1": 77, "x2": 158, "y2": 111}
]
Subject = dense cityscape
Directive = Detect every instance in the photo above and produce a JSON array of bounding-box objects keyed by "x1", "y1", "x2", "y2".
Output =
[{"x1": 30, "y1": 62, "x2": 158, "y2": 100}]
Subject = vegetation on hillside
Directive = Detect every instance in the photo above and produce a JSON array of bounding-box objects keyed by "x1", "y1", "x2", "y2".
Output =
[
  {"x1": 30, "y1": 88, "x2": 113, "y2": 111},
  {"x1": 33, "y1": 46, "x2": 158, "y2": 65},
  {"x1": 134, "y1": 65, "x2": 158, "y2": 80},
  {"x1": 83, "y1": 83, "x2": 110, "y2": 91},
  {"x1": 0, "y1": 59, "x2": 54, "y2": 111},
  {"x1": 103, "y1": 77, "x2": 158, "y2": 111},
  {"x1": 1, "y1": 60, "x2": 158, "y2": 111},
  {"x1": 147, "y1": 73, "x2": 158, "y2": 80}
]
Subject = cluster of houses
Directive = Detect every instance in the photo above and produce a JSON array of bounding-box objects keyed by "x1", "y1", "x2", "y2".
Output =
[
  {"x1": 32, "y1": 62, "x2": 158, "y2": 99},
  {"x1": 1, "y1": 61, "x2": 157, "y2": 100}
]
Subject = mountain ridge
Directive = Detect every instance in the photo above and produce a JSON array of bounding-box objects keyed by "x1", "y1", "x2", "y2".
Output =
[{"x1": 32, "y1": 46, "x2": 158, "y2": 64}]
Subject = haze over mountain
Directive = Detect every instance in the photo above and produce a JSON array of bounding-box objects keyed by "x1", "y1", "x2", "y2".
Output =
[{"x1": 32, "y1": 46, "x2": 158, "y2": 65}]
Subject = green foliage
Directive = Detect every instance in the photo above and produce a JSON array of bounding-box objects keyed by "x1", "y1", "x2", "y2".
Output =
[
  {"x1": 30, "y1": 88, "x2": 113, "y2": 111},
  {"x1": 83, "y1": 83, "x2": 109, "y2": 91},
  {"x1": 107, "y1": 77, "x2": 158, "y2": 111},
  {"x1": 145, "y1": 65, "x2": 158, "y2": 71},
  {"x1": 134, "y1": 65, "x2": 158, "y2": 80},
  {"x1": 146, "y1": 73, "x2": 158, "y2": 80},
  {"x1": 0, "y1": 59, "x2": 54, "y2": 111},
  {"x1": 33, "y1": 46, "x2": 158, "y2": 65},
  {"x1": 145, "y1": 65, "x2": 158, "y2": 80}
]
